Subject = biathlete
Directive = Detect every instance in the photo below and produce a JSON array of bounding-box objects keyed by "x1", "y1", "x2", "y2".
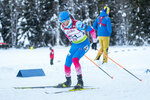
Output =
[{"x1": 56, "y1": 11, "x2": 97, "y2": 89}]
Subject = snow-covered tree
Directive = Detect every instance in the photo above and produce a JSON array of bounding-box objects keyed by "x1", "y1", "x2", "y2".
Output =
[
  {"x1": 0, "y1": 20, "x2": 4, "y2": 44},
  {"x1": 0, "y1": 0, "x2": 12, "y2": 45},
  {"x1": 128, "y1": 0, "x2": 150, "y2": 46},
  {"x1": 0, "y1": 0, "x2": 149, "y2": 48}
]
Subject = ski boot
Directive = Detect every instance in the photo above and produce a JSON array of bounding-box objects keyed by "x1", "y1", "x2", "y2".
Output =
[
  {"x1": 74, "y1": 75, "x2": 84, "y2": 89},
  {"x1": 102, "y1": 58, "x2": 107, "y2": 64},
  {"x1": 56, "y1": 77, "x2": 71, "y2": 88},
  {"x1": 94, "y1": 55, "x2": 101, "y2": 61}
]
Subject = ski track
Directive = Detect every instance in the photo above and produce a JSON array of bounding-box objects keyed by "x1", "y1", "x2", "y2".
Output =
[{"x1": 0, "y1": 46, "x2": 150, "y2": 100}]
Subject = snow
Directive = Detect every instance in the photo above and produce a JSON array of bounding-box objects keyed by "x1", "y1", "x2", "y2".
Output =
[
  {"x1": 0, "y1": 33, "x2": 4, "y2": 44},
  {"x1": 51, "y1": 14, "x2": 58, "y2": 21},
  {"x1": 137, "y1": 7, "x2": 140, "y2": 13},
  {"x1": 124, "y1": 5, "x2": 128, "y2": 8},
  {"x1": 0, "y1": 21, "x2": 2, "y2": 29},
  {"x1": 54, "y1": 0, "x2": 59, "y2": 2},
  {"x1": 0, "y1": 46, "x2": 150, "y2": 100},
  {"x1": 118, "y1": 10, "x2": 122, "y2": 13},
  {"x1": 122, "y1": 12, "x2": 126, "y2": 17},
  {"x1": 18, "y1": 17, "x2": 27, "y2": 24}
]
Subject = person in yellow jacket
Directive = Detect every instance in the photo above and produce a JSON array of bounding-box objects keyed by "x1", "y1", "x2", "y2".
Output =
[{"x1": 93, "y1": 6, "x2": 112, "y2": 64}]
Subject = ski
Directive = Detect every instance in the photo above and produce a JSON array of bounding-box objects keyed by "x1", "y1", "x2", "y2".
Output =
[
  {"x1": 50, "y1": 87, "x2": 96, "y2": 94},
  {"x1": 14, "y1": 86, "x2": 74, "y2": 89}
]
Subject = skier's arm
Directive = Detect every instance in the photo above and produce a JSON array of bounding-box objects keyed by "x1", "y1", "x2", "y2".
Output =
[
  {"x1": 107, "y1": 18, "x2": 112, "y2": 35},
  {"x1": 65, "y1": 34, "x2": 71, "y2": 41},
  {"x1": 92, "y1": 18, "x2": 98, "y2": 31},
  {"x1": 76, "y1": 21, "x2": 97, "y2": 43}
]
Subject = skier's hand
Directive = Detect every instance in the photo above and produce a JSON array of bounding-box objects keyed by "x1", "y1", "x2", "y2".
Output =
[{"x1": 91, "y1": 43, "x2": 97, "y2": 50}]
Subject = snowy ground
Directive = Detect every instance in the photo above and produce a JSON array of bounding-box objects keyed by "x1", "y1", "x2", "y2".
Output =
[{"x1": 0, "y1": 46, "x2": 150, "y2": 100}]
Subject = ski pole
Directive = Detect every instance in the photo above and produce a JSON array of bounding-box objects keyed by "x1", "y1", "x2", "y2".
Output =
[
  {"x1": 97, "y1": 49, "x2": 142, "y2": 82},
  {"x1": 84, "y1": 55, "x2": 114, "y2": 79}
]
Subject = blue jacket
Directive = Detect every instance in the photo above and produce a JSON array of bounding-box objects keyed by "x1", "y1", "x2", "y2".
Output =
[{"x1": 93, "y1": 11, "x2": 112, "y2": 37}]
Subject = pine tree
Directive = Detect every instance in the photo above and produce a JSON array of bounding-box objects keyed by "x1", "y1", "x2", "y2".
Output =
[
  {"x1": 0, "y1": 0, "x2": 12, "y2": 46},
  {"x1": 128, "y1": 0, "x2": 150, "y2": 46},
  {"x1": 0, "y1": 0, "x2": 150, "y2": 48}
]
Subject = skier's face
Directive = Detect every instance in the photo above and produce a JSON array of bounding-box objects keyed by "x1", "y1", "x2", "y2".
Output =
[{"x1": 62, "y1": 20, "x2": 70, "y2": 26}]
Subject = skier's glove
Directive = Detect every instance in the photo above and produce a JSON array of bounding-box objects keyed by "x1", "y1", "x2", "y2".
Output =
[{"x1": 91, "y1": 43, "x2": 97, "y2": 50}]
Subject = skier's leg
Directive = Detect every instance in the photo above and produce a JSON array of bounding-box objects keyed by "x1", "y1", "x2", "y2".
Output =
[
  {"x1": 72, "y1": 57, "x2": 82, "y2": 76},
  {"x1": 94, "y1": 36, "x2": 103, "y2": 60},
  {"x1": 72, "y1": 39, "x2": 90, "y2": 89},
  {"x1": 56, "y1": 44, "x2": 78, "y2": 88},
  {"x1": 103, "y1": 37, "x2": 110, "y2": 63},
  {"x1": 72, "y1": 51, "x2": 85, "y2": 88},
  {"x1": 72, "y1": 57, "x2": 83, "y2": 89},
  {"x1": 64, "y1": 65, "x2": 71, "y2": 77},
  {"x1": 56, "y1": 57, "x2": 72, "y2": 88},
  {"x1": 52, "y1": 59, "x2": 54, "y2": 65},
  {"x1": 72, "y1": 41, "x2": 90, "y2": 76},
  {"x1": 64, "y1": 44, "x2": 78, "y2": 77},
  {"x1": 50, "y1": 59, "x2": 53, "y2": 65}
]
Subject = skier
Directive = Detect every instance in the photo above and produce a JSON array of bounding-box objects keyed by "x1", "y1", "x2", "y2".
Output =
[
  {"x1": 50, "y1": 47, "x2": 54, "y2": 65},
  {"x1": 93, "y1": 6, "x2": 112, "y2": 64},
  {"x1": 57, "y1": 11, "x2": 97, "y2": 89}
]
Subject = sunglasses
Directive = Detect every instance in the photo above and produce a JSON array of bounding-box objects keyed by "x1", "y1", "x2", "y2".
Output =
[
  {"x1": 60, "y1": 17, "x2": 70, "y2": 23},
  {"x1": 61, "y1": 19, "x2": 67, "y2": 23}
]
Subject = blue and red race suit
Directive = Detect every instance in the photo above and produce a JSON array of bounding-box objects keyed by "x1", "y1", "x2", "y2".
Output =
[{"x1": 61, "y1": 18, "x2": 96, "y2": 77}]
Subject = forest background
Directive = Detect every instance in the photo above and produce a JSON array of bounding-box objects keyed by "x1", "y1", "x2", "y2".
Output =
[{"x1": 0, "y1": 0, "x2": 149, "y2": 48}]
